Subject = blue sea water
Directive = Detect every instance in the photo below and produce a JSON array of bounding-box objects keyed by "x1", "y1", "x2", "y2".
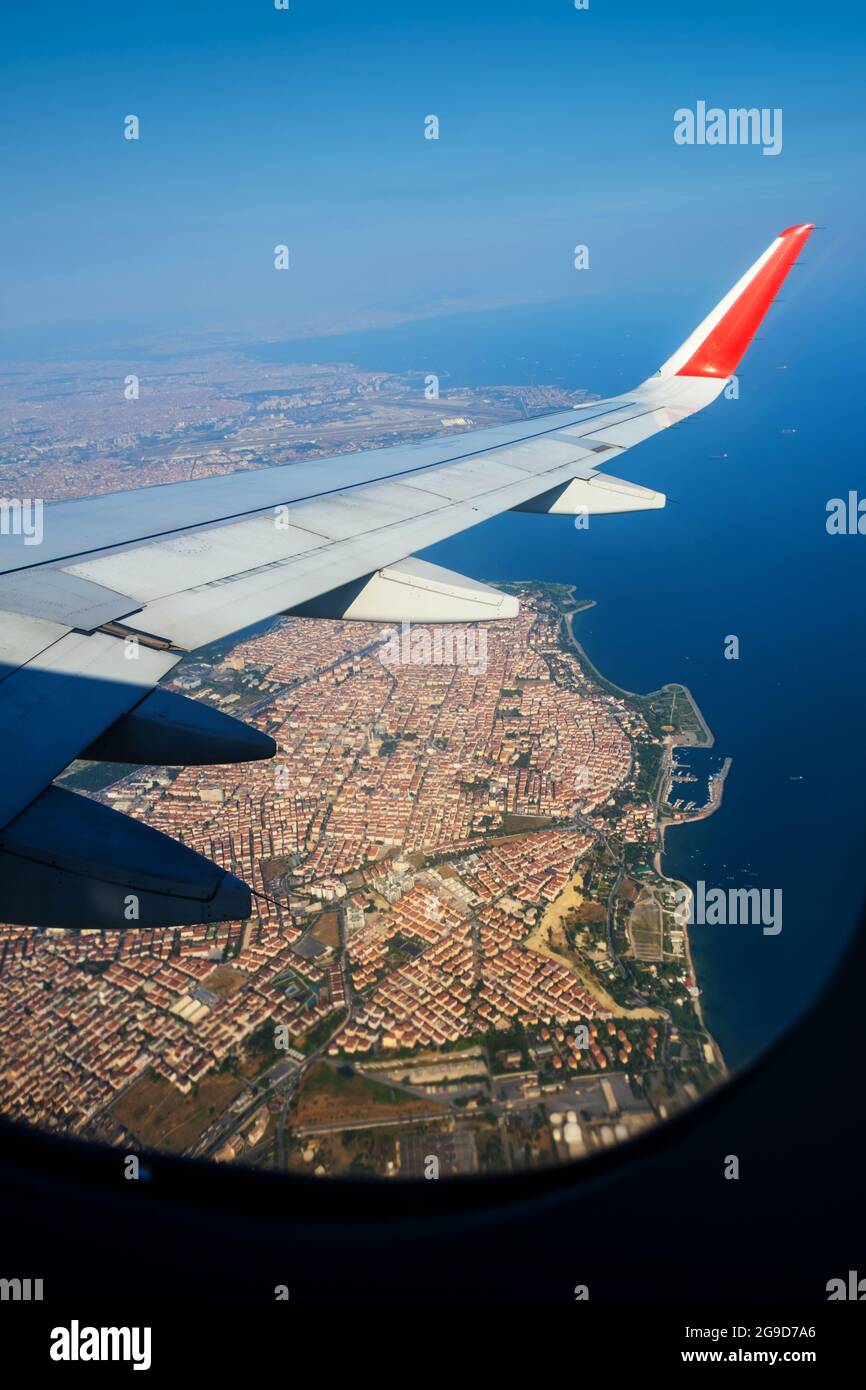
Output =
[
  {"x1": 668, "y1": 749, "x2": 725, "y2": 812},
  {"x1": 254, "y1": 276, "x2": 866, "y2": 1072}
]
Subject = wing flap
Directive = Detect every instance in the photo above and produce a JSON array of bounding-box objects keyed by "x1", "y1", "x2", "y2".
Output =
[{"x1": 0, "y1": 610, "x2": 71, "y2": 682}]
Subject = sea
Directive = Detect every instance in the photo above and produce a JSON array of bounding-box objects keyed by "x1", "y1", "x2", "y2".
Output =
[{"x1": 252, "y1": 279, "x2": 866, "y2": 1073}]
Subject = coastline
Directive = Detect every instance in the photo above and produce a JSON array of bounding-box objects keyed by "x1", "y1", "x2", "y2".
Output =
[
  {"x1": 657, "y1": 754, "x2": 733, "y2": 859},
  {"x1": 655, "y1": 753, "x2": 732, "y2": 1076},
  {"x1": 564, "y1": 608, "x2": 715, "y2": 748},
  {"x1": 558, "y1": 590, "x2": 728, "y2": 1077}
]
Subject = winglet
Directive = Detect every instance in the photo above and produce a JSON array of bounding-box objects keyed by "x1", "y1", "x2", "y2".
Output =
[{"x1": 657, "y1": 224, "x2": 814, "y2": 380}]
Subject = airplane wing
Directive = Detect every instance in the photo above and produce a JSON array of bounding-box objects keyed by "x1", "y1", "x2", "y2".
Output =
[{"x1": 0, "y1": 223, "x2": 814, "y2": 930}]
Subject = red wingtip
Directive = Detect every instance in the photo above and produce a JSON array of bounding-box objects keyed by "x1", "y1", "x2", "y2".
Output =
[{"x1": 676, "y1": 224, "x2": 814, "y2": 379}]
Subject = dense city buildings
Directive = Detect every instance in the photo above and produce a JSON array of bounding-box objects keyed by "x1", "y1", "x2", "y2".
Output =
[{"x1": 0, "y1": 353, "x2": 723, "y2": 1176}]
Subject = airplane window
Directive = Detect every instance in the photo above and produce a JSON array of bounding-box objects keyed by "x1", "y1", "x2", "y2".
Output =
[
  {"x1": 3, "y1": 286, "x2": 861, "y2": 1181},
  {"x1": 1, "y1": 8, "x2": 862, "y2": 1202}
]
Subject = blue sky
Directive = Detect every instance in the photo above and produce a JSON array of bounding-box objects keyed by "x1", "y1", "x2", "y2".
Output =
[{"x1": 2, "y1": 0, "x2": 864, "y2": 352}]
